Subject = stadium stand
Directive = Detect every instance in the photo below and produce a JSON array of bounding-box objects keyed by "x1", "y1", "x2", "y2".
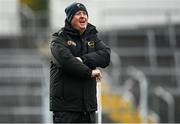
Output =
[
  {"x1": 100, "y1": 23, "x2": 180, "y2": 123},
  {"x1": 0, "y1": 49, "x2": 49, "y2": 123}
]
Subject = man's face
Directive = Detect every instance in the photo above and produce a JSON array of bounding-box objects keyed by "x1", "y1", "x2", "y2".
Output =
[{"x1": 71, "y1": 10, "x2": 88, "y2": 33}]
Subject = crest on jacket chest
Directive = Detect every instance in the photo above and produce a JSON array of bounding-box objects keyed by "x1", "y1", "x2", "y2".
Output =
[{"x1": 87, "y1": 40, "x2": 95, "y2": 48}]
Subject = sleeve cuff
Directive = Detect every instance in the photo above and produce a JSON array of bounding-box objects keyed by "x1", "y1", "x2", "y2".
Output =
[{"x1": 80, "y1": 56, "x2": 87, "y2": 63}]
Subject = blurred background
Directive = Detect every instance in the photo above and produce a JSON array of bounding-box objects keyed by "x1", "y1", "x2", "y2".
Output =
[{"x1": 0, "y1": 0, "x2": 180, "y2": 123}]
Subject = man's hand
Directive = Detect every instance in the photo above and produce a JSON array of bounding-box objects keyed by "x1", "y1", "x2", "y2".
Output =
[
  {"x1": 91, "y1": 68, "x2": 102, "y2": 81},
  {"x1": 76, "y1": 57, "x2": 102, "y2": 80}
]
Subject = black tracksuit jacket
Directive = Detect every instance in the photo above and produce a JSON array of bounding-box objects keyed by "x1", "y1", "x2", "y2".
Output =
[{"x1": 50, "y1": 21, "x2": 110, "y2": 112}]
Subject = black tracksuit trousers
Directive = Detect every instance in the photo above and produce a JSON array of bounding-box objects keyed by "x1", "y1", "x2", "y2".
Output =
[{"x1": 53, "y1": 111, "x2": 96, "y2": 123}]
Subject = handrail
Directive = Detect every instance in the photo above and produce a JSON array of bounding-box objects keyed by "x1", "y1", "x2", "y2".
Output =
[
  {"x1": 42, "y1": 62, "x2": 52, "y2": 123},
  {"x1": 110, "y1": 49, "x2": 136, "y2": 106},
  {"x1": 147, "y1": 29, "x2": 157, "y2": 68},
  {"x1": 154, "y1": 86, "x2": 175, "y2": 123},
  {"x1": 166, "y1": 13, "x2": 177, "y2": 48},
  {"x1": 111, "y1": 49, "x2": 122, "y2": 85},
  {"x1": 174, "y1": 51, "x2": 180, "y2": 89},
  {"x1": 148, "y1": 110, "x2": 160, "y2": 123},
  {"x1": 20, "y1": 4, "x2": 36, "y2": 45},
  {"x1": 122, "y1": 78, "x2": 136, "y2": 105},
  {"x1": 127, "y1": 67, "x2": 148, "y2": 123}
]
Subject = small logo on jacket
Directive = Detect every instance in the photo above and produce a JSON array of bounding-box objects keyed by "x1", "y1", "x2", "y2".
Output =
[
  {"x1": 67, "y1": 40, "x2": 76, "y2": 46},
  {"x1": 88, "y1": 41, "x2": 95, "y2": 48}
]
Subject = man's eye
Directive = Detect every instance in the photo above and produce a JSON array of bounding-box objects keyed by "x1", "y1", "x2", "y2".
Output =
[
  {"x1": 76, "y1": 12, "x2": 81, "y2": 15},
  {"x1": 75, "y1": 11, "x2": 87, "y2": 16},
  {"x1": 82, "y1": 12, "x2": 87, "y2": 15}
]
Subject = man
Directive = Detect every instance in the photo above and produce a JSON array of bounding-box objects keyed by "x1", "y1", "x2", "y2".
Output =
[{"x1": 50, "y1": 2, "x2": 110, "y2": 123}]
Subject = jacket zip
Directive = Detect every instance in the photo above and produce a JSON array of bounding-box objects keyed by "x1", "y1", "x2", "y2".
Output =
[{"x1": 80, "y1": 35, "x2": 90, "y2": 111}]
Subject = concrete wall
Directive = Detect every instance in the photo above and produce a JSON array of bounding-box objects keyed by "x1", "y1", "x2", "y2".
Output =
[{"x1": 0, "y1": 0, "x2": 21, "y2": 36}]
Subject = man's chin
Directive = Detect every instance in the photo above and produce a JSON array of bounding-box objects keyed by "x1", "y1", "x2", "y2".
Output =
[
  {"x1": 79, "y1": 24, "x2": 87, "y2": 28},
  {"x1": 80, "y1": 26, "x2": 87, "y2": 30}
]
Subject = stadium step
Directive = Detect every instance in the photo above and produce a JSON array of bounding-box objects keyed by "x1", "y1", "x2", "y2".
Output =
[
  {"x1": 0, "y1": 107, "x2": 43, "y2": 123},
  {"x1": 0, "y1": 50, "x2": 49, "y2": 123}
]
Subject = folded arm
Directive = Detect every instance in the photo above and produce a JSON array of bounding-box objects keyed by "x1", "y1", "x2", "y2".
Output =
[
  {"x1": 81, "y1": 36, "x2": 111, "y2": 69},
  {"x1": 50, "y1": 41, "x2": 92, "y2": 78}
]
